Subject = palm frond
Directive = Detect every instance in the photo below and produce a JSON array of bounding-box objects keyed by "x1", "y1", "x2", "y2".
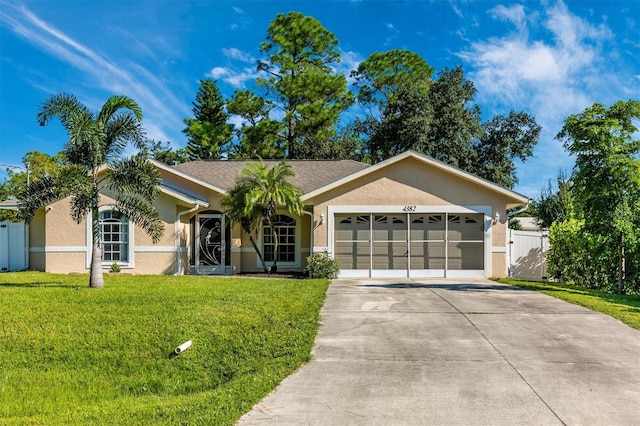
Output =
[
  {"x1": 18, "y1": 174, "x2": 61, "y2": 222},
  {"x1": 106, "y1": 156, "x2": 160, "y2": 202},
  {"x1": 63, "y1": 113, "x2": 105, "y2": 168},
  {"x1": 98, "y1": 95, "x2": 142, "y2": 123},
  {"x1": 17, "y1": 165, "x2": 89, "y2": 222},
  {"x1": 69, "y1": 186, "x2": 95, "y2": 223},
  {"x1": 36, "y1": 93, "x2": 88, "y2": 128},
  {"x1": 103, "y1": 113, "x2": 145, "y2": 160},
  {"x1": 116, "y1": 196, "x2": 164, "y2": 243}
]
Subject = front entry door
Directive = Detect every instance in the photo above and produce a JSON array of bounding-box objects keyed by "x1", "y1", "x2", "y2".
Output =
[{"x1": 195, "y1": 214, "x2": 226, "y2": 274}]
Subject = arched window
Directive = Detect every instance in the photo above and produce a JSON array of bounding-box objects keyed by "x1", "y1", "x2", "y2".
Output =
[
  {"x1": 263, "y1": 215, "x2": 296, "y2": 263},
  {"x1": 99, "y1": 210, "x2": 129, "y2": 263}
]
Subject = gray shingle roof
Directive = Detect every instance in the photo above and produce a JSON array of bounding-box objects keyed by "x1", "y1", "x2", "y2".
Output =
[{"x1": 172, "y1": 160, "x2": 371, "y2": 194}]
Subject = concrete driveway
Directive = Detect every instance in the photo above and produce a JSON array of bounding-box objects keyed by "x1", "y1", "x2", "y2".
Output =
[{"x1": 238, "y1": 279, "x2": 640, "y2": 425}]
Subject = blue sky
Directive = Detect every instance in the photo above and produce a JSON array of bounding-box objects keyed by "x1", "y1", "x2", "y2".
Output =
[{"x1": 1, "y1": 0, "x2": 638, "y2": 197}]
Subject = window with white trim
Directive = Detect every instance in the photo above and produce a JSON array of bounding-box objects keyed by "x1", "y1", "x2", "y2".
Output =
[
  {"x1": 99, "y1": 210, "x2": 129, "y2": 263},
  {"x1": 263, "y1": 215, "x2": 296, "y2": 263}
]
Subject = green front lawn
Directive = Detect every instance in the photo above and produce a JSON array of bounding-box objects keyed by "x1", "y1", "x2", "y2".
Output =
[
  {"x1": 0, "y1": 272, "x2": 329, "y2": 425},
  {"x1": 495, "y1": 278, "x2": 640, "y2": 330}
]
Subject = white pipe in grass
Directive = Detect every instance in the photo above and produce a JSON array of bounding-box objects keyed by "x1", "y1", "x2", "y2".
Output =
[{"x1": 174, "y1": 340, "x2": 192, "y2": 355}]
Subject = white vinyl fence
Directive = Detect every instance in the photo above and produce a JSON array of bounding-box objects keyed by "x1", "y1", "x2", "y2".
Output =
[
  {"x1": 0, "y1": 221, "x2": 28, "y2": 272},
  {"x1": 508, "y1": 229, "x2": 549, "y2": 280}
]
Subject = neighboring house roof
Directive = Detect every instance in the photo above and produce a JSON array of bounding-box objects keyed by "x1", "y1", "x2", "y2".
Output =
[
  {"x1": 172, "y1": 160, "x2": 371, "y2": 194},
  {"x1": 513, "y1": 217, "x2": 542, "y2": 231},
  {"x1": 0, "y1": 200, "x2": 19, "y2": 210}
]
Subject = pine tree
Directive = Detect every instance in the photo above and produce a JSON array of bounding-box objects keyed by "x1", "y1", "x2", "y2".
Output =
[{"x1": 183, "y1": 79, "x2": 233, "y2": 160}]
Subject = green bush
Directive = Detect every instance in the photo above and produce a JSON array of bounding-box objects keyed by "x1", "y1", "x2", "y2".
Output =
[
  {"x1": 306, "y1": 251, "x2": 340, "y2": 279},
  {"x1": 109, "y1": 263, "x2": 121, "y2": 273},
  {"x1": 548, "y1": 219, "x2": 640, "y2": 293}
]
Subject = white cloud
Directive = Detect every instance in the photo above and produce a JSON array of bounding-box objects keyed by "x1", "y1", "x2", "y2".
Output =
[
  {"x1": 463, "y1": 2, "x2": 614, "y2": 113},
  {"x1": 210, "y1": 67, "x2": 230, "y2": 79},
  {"x1": 335, "y1": 50, "x2": 363, "y2": 84},
  {"x1": 449, "y1": 1, "x2": 463, "y2": 19},
  {"x1": 209, "y1": 66, "x2": 260, "y2": 89},
  {"x1": 224, "y1": 68, "x2": 261, "y2": 88},
  {"x1": 233, "y1": 7, "x2": 244, "y2": 15},
  {"x1": 489, "y1": 4, "x2": 527, "y2": 31},
  {"x1": 222, "y1": 47, "x2": 255, "y2": 63},
  {"x1": 458, "y1": 0, "x2": 624, "y2": 195}
]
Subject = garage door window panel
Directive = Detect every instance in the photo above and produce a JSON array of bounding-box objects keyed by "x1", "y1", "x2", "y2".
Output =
[
  {"x1": 447, "y1": 214, "x2": 484, "y2": 271},
  {"x1": 335, "y1": 215, "x2": 371, "y2": 270},
  {"x1": 372, "y1": 216, "x2": 407, "y2": 270},
  {"x1": 409, "y1": 214, "x2": 445, "y2": 270}
]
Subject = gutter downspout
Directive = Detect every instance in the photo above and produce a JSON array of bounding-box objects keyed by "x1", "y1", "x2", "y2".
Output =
[
  {"x1": 175, "y1": 203, "x2": 205, "y2": 275},
  {"x1": 506, "y1": 201, "x2": 531, "y2": 277},
  {"x1": 506, "y1": 201, "x2": 530, "y2": 220}
]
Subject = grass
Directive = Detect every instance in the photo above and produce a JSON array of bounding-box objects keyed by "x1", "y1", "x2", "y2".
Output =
[
  {"x1": 494, "y1": 278, "x2": 640, "y2": 330},
  {"x1": 0, "y1": 272, "x2": 329, "y2": 425}
]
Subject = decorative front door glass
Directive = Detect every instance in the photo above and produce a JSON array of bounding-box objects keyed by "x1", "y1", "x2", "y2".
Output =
[{"x1": 196, "y1": 214, "x2": 225, "y2": 270}]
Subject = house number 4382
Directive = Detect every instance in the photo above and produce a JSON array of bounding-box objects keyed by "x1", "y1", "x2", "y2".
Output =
[{"x1": 403, "y1": 205, "x2": 417, "y2": 212}]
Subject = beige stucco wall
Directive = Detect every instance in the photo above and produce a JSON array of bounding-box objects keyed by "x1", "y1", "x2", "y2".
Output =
[
  {"x1": 30, "y1": 252, "x2": 45, "y2": 271},
  {"x1": 30, "y1": 191, "x2": 183, "y2": 275},
  {"x1": 45, "y1": 252, "x2": 86, "y2": 273},
  {"x1": 133, "y1": 252, "x2": 176, "y2": 274},
  {"x1": 29, "y1": 209, "x2": 46, "y2": 248},
  {"x1": 307, "y1": 157, "x2": 516, "y2": 278},
  {"x1": 492, "y1": 252, "x2": 507, "y2": 278}
]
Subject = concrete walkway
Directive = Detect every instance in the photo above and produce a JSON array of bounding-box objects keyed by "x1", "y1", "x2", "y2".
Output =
[{"x1": 238, "y1": 279, "x2": 640, "y2": 425}]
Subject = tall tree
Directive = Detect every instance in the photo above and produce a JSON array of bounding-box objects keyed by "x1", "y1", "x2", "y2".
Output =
[
  {"x1": 144, "y1": 140, "x2": 188, "y2": 165},
  {"x1": 530, "y1": 170, "x2": 574, "y2": 229},
  {"x1": 359, "y1": 80, "x2": 433, "y2": 163},
  {"x1": 352, "y1": 56, "x2": 539, "y2": 186},
  {"x1": 0, "y1": 151, "x2": 62, "y2": 221},
  {"x1": 231, "y1": 11, "x2": 353, "y2": 159},
  {"x1": 422, "y1": 66, "x2": 482, "y2": 171},
  {"x1": 19, "y1": 94, "x2": 164, "y2": 288},
  {"x1": 351, "y1": 49, "x2": 434, "y2": 114},
  {"x1": 472, "y1": 110, "x2": 541, "y2": 188},
  {"x1": 557, "y1": 100, "x2": 640, "y2": 294},
  {"x1": 226, "y1": 90, "x2": 285, "y2": 159},
  {"x1": 183, "y1": 79, "x2": 233, "y2": 160},
  {"x1": 351, "y1": 50, "x2": 434, "y2": 163},
  {"x1": 297, "y1": 123, "x2": 366, "y2": 160},
  {"x1": 222, "y1": 160, "x2": 303, "y2": 273}
]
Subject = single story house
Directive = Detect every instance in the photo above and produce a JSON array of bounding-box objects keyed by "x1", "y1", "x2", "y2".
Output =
[{"x1": 11, "y1": 150, "x2": 528, "y2": 278}]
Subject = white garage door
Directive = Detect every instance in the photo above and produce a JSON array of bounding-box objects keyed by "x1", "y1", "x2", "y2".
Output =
[{"x1": 334, "y1": 213, "x2": 485, "y2": 278}]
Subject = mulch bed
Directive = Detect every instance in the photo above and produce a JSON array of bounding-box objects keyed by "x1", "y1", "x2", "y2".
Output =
[{"x1": 236, "y1": 271, "x2": 309, "y2": 279}]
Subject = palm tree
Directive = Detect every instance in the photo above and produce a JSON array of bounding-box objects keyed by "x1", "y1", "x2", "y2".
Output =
[
  {"x1": 222, "y1": 160, "x2": 303, "y2": 273},
  {"x1": 19, "y1": 94, "x2": 164, "y2": 288}
]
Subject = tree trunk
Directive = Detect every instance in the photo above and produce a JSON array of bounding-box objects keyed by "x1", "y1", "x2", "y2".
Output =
[
  {"x1": 248, "y1": 234, "x2": 268, "y2": 273},
  {"x1": 242, "y1": 221, "x2": 268, "y2": 272},
  {"x1": 618, "y1": 234, "x2": 625, "y2": 295},
  {"x1": 268, "y1": 217, "x2": 279, "y2": 273},
  {"x1": 89, "y1": 198, "x2": 104, "y2": 288},
  {"x1": 90, "y1": 245, "x2": 104, "y2": 288}
]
